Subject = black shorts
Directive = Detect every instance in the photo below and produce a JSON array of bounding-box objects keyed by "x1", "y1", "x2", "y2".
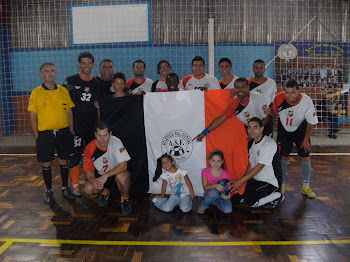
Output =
[
  {"x1": 94, "y1": 171, "x2": 118, "y2": 192},
  {"x1": 243, "y1": 179, "x2": 278, "y2": 207},
  {"x1": 36, "y1": 127, "x2": 73, "y2": 163},
  {"x1": 277, "y1": 121, "x2": 310, "y2": 158},
  {"x1": 74, "y1": 115, "x2": 97, "y2": 147}
]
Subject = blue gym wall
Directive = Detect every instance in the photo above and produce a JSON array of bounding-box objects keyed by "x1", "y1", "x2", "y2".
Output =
[{"x1": 11, "y1": 44, "x2": 275, "y2": 92}]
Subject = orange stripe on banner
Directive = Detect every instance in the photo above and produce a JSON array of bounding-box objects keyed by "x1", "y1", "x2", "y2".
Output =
[{"x1": 205, "y1": 89, "x2": 249, "y2": 196}]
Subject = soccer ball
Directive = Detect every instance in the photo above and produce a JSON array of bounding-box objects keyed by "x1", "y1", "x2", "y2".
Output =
[
  {"x1": 218, "y1": 179, "x2": 231, "y2": 195},
  {"x1": 169, "y1": 146, "x2": 185, "y2": 156}
]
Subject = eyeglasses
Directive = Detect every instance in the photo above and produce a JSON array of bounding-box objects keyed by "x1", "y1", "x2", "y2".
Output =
[{"x1": 160, "y1": 65, "x2": 170, "y2": 69}]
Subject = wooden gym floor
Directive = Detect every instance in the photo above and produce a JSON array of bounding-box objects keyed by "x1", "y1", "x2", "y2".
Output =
[{"x1": 0, "y1": 145, "x2": 349, "y2": 262}]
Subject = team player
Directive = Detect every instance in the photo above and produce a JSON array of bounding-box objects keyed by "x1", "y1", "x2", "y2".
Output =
[
  {"x1": 152, "y1": 60, "x2": 171, "y2": 92},
  {"x1": 218, "y1": 58, "x2": 239, "y2": 89},
  {"x1": 265, "y1": 79, "x2": 318, "y2": 199},
  {"x1": 82, "y1": 122, "x2": 133, "y2": 215},
  {"x1": 194, "y1": 77, "x2": 269, "y2": 142},
  {"x1": 126, "y1": 59, "x2": 153, "y2": 94},
  {"x1": 63, "y1": 52, "x2": 99, "y2": 196},
  {"x1": 182, "y1": 56, "x2": 220, "y2": 90},
  {"x1": 231, "y1": 117, "x2": 281, "y2": 208},
  {"x1": 165, "y1": 73, "x2": 181, "y2": 92},
  {"x1": 152, "y1": 60, "x2": 184, "y2": 92},
  {"x1": 109, "y1": 72, "x2": 128, "y2": 98},
  {"x1": 248, "y1": 59, "x2": 277, "y2": 136},
  {"x1": 96, "y1": 59, "x2": 114, "y2": 100},
  {"x1": 28, "y1": 62, "x2": 75, "y2": 204}
]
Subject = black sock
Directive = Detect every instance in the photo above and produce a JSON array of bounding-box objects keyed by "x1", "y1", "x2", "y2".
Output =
[
  {"x1": 60, "y1": 165, "x2": 69, "y2": 188},
  {"x1": 42, "y1": 167, "x2": 52, "y2": 190}
]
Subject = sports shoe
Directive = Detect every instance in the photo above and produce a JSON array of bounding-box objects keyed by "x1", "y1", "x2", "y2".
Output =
[
  {"x1": 44, "y1": 189, "x2": 55, "y2": 205},
  {"x1": 327, "y1": 133, "x2": 337, "y2": 139},
  {"x1": 62, "y1": 187, "x2": 75, "y2": 200},
  {"x1": 280, "y1": 186, "x2": 285, "y2": 194},
  {"x1": 72, "y1": 184, "x2": 82, "y2": 197},
  {"x1": 263, "y1": 199, "x2": 280, "y2": 209},
  {"x1": 99, "y1": 193, "x2": 110, "y2": 207},
  {"x1": 197, "y1": 205, "x2": 206, "y2": 214},
  {"x1": 302, "y1": 187, "x2": 316, "y2": 199},
  {"x1": 121, "y1": 200, "x2": 132, "y2": 216},
  {"x1": 280, "y1": 186, "x2": 285, "y2": 202}
]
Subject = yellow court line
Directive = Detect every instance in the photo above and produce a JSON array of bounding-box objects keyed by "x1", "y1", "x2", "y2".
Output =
[
  {"x1": 0, "y1": 241, "x2": 13, "y2": 255},
  {"x1": 0, "y1": 238, "x2": 350, "y2": 254}
]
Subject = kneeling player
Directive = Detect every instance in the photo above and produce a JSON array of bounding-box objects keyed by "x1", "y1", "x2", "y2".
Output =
[
  {"x1": 231, "y1": 117, "x2": 281, "y2": 208},
  {"x1": 82, "y1": 122, "x2": 132, "y2": 215}
]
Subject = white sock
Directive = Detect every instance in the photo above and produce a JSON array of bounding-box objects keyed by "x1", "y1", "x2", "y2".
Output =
[{"x1": 303, "y1": 182, "x2": 309, "y2": 188}]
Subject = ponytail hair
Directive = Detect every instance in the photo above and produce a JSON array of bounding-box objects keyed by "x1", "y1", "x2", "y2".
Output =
[
  {"x1": 153, "y1": 153, "x2": 174, "y2": 182},
  {"x1": 208, "y1": 149, "x2": 226, "y2": 170}
]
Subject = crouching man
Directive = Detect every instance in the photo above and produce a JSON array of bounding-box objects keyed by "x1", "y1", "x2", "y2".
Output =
[
  {"x1": 82, "y1": 122, "x2": 132, "y2": 215},
  {"x1": 231, "y1": 117, "x2": 281, "y2": 208}
]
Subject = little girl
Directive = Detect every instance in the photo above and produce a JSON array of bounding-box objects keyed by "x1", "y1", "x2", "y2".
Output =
[
  {"x1": 197, "y1": 149, "x2": 232, "y2": 214},
  {"x1": 153, "y1": 153, "x2": 195, "y2": 212}
]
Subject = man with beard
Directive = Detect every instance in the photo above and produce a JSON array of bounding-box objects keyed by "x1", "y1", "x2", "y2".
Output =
[
  {"x1": 63, "y1": 52, "x2": 99, "y2": 197},
  {"x1": 182, "y1": 56, "x2": 220, "y2": 91},
  {"x1": 96, "y1": 59, "x2": 114, "y2": 100},
  {"x1": 247, "y1": 59, "x2": 277, "y2": 136},
  {"x1": 265, "y1": 79, "x2": 318, "y2": 200},
  {"x1": 126, "y1": 59, "x2": 153, "y2": 94},
  {"x1": 194, "y1": 77, "x2": 269, "y2": 142}
]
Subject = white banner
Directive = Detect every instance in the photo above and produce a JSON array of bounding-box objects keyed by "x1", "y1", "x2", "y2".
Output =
[{"x1": 144, "y1": 90, "x2": 206, "y2": 196}]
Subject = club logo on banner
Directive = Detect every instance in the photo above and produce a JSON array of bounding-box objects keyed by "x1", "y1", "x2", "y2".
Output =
[
  {"x1": 161, "y1": 130, "x2": 193, "y2": 162},
  {"x1": 145, "y1": 90, "x2": 249, "y2": 196}
]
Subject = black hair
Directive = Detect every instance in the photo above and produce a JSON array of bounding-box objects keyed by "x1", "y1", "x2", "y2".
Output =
[
  {"x1": 157, "y1": 60, "x2": 171, "y2": 74},
  {"x1": 40, "y1": 62, "x2": 55, "y2": 71},
  {"x1": 234, "y1": 77, "x2": 248, "y2": 86},
  {"x1": 133, "y1": 59, "x2": 146, "y2": 68},
  {"x1": 285, "y1": 79, "x2": 299, "y2": 90},
  {"x1": 208, "y1": 149, "x2": 226, "y2": 170},
  {"x1": 78, "y1": 51, "x2": 94, "y2": 63},
  {"x1": 253, "y1": 59, "x2": 265, "y2": 67},
  {"x1": 95, "y1": 122, "x2": 112, "y2": 132},
  {"x1": 191, "y1": 56, "x2": 205, "y2": 66},
  {"x1": 166, "y1": 72, "x2": 180, "y2": 82},
  {"x1": 249, "y1": 117, "x2": 263, "y2": 127},
  {"x1": 111, "y1": 72, "x2": 126, "y2": 84},
  {"x1": 218, "y1": 57, "x2": 232, "y2": 67},
  {"x1": 153, "y1": 153, "x2": 174, "y2": 182},
  {"x1": 100, "y1": 59, "x2": 114, "y2": 67}
]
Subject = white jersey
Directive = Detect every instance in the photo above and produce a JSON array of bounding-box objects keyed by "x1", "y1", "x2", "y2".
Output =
[
  {"x1": 249, "y1": 136, "x2": 278, "y2": 187},
  {"x1": 182, "y1": 74, "x2": 220, "y2": 90},
  {"x1": 153, "y1": 80, "x2": 167, "y2": 91},
  {"x1": 219, "y1": 75, "x2": 239, "y2": 89},
  {"x1": 160, "y1": 168, "x2": 190, "y2": 198},
  {"x1": 126, "y1": 77, "x2": 154, "y2": 94},
  {"x1": 248, "y1": 77, "x2": 277, "y2": 105},
  {"x1": 223, "y1": 91, "x2": 269, "y2": 126},
  {"x1": 273, "y1": 92, "x2": 318, "y2": 132},
  {"x1": 83, "y1": 136, "x2": 131, "y2": 176}
]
